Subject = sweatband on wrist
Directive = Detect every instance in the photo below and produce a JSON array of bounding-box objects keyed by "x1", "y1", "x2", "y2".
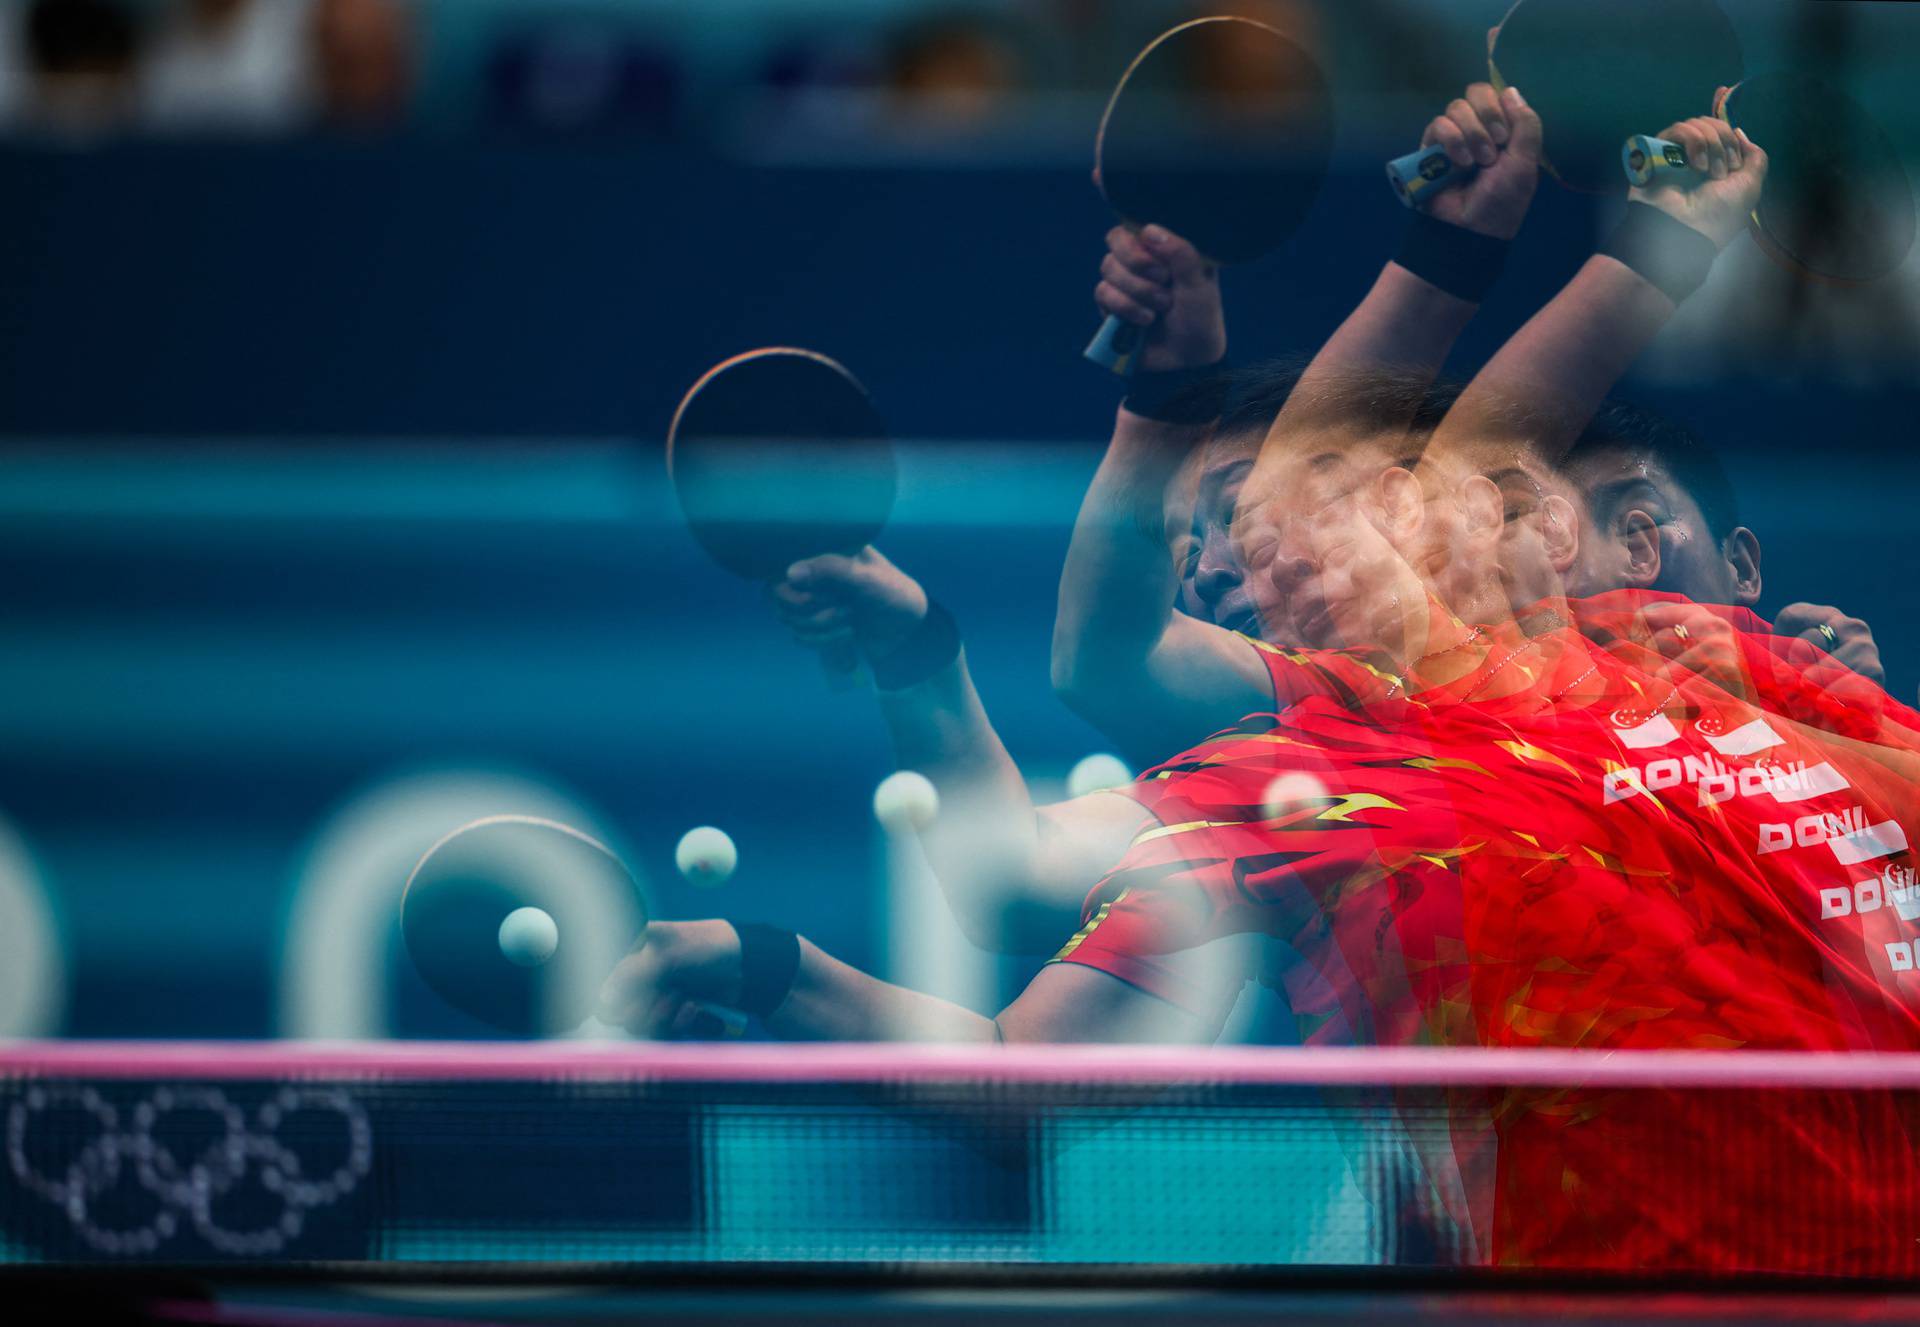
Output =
[
  {"x1": 1394, "y1": 209, "x2": 1510, "y2": 303},
  {"x1": 731, "y1": 922, "x2": 801, "y2": 1020},
  {"x1": 1600, "y1": 201, "x2": 1720, "y2": 305},
  {"x1": 1123, "y1": 360, "x2": 1232, "y2": 424},
  {"x1": 869, "y1": 598, "x2": 961, "y2": 692}
]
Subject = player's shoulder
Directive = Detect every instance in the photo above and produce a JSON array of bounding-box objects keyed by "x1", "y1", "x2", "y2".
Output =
[{"x1": 1245, "y1": 638, "x2": 1406, "y2": 713}]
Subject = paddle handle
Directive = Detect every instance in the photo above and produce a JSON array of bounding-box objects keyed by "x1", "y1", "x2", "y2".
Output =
[
  {"x1": 1085, "y1": 313, "x2": 1146, "y2": 376},
  {"x1": 1385, "y1": 144, "x2": 1472, "y2": 209},
  {"x1": 1622, "y1": 134, "x2": 1691, "y2": 188}
]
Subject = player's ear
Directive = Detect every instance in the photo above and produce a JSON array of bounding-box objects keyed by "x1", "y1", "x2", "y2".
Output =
[
  {"x1": 1376, "y1": 465, "x2": 1425, "y2": 544},
  {"x1": 1458, "y1": 473, "x2": 1503, "y2": 546},
  {"x1": 1723, "y1": 526, "x2": 1762, "y2": 606},
  {"x1": 1542, "y1": 493, "x2": 1578, "y2": 574},
  {"x1": 1620, "y1": 508, "x2": 1662, "y2": 588}
]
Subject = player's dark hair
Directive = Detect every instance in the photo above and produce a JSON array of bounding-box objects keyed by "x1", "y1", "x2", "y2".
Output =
[
  {"x1": 1568, "y1": 399, "x2": 1742, "y2": 544},
  {"x1": 26, "y1": 0, "x2": 140, "y2": 74},
  {"x1": 1213, "y1": 355, "x2": 1306, "y2": 443},
  {"x1": 1210, "y1": 358, "x2": 1465, "y2": 467}
]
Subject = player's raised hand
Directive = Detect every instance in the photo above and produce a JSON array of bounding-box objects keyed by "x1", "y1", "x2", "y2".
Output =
[
  {"x1": 1632, "y1": 92, "x2": 1768, "y2": 250},
  {"x1": 1774, "y1": 602, "x2": 1886, "y2": 687},
  {"x1": 1094, "y1": 224, "x2": 1226, "y2": 374},
  {"x1": 1638, "y1": 599, "x2": 1755, "y2": 702},
  {"x1": 768, "y1": 546, "x2": 929, "y2": 663},
  {"x1": 597, "y1": 919, "x2": 742, "y2": 1040},
  {"x1": 1420, "y1": 83, "x2": 1542, "y2": 240}
]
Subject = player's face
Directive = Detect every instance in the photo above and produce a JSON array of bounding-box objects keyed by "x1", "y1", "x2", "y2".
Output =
[
  {"x1": 1563, "y1": 446, "x2": 1752, "y2": 606},
  {"x1": 1168, "y1": 443, "x2": 1259, "y2": 634},
  {"x1": 1236, "y1": 430, "x2": 1421, "y2": 653},
  {"x1": 1485, "y1": 448, "x2": 1577, "y2": 612},
  {"x1": 1396, "y1": 442, "x2": 1539, "y2": 621}
]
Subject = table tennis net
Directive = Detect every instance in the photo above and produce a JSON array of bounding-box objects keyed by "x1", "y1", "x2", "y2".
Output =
[{"x1": 5, "y1": 1044, "x2": 1920, "y2": 1279}]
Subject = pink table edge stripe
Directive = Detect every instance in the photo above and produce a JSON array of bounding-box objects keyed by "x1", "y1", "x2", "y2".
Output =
[{"x1": 6, "y1": 1041, "x2": 1920, "y2": 1088}]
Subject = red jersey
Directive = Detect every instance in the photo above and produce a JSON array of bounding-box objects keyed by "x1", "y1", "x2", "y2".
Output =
[{"x1": 1059, "y1": 599, "x2": 1920, "y2": 1273}]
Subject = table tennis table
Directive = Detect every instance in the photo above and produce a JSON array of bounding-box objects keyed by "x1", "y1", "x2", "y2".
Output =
[{"x1": 6, "y1": 1043, "x2": 1920, "y2": 1324}]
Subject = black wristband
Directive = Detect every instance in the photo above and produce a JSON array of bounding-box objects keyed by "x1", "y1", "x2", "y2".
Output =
[
  {"x1": 869, "y1": 598, "x2": 961, "y2": 692},
  {"x1": 1394, "y1": 210, "x2": 1510, "y2": 303},
  {"x1": 1123, "y1": 360, "x2": 1232, "y2": 424},
  {"x1": 732, "y1": 922, "x2": 801, "y2": 1021},
  {"x1": 1600, "y1": 201, "x2": 1719, "y2": 305}
]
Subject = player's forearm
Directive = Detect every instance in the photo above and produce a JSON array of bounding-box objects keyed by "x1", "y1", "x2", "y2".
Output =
[
  {"x1": 767, "y1": 935, "x2": 999, "y2": 1042},
  {"x1": 1312, "y1": 261, "x2": 1480, "y2": 381},
  {"x1": 875, "y1": 651, "x2": 1056, "y2": 945},
  {"x1": 1439, "y1": 254, "x2": 1677, "y2": 464},
  {"x1": 1053, "y1": 407, "x2": 1206, "y2": 701},
  {"x1": 877, "y1": 648, "x2": 1028, "y2": 812},
  {"x1": 1250, "y1": 262, "x2": 1483, "y2": 478}
]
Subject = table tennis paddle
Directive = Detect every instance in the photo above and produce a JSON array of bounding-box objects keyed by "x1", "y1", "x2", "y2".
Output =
[
  {"x1": 667, "y1": 348, "x2": 896, "y2": 685},
  {"x1": 1085, "y1": 16, "x2": 1332, "y2": 375},
  {"x1": 1622, "y1": 70, "x2": 1915, "y2": 284},
  {"x1": 1387, "y1": 0, "x2": 1742, "y2": 206},
  {"x1": 401, "y1": 814, "x2": 743, "y2": 1039}
]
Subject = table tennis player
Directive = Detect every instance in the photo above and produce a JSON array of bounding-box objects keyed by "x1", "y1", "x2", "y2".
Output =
[
  {"x1": 650, "y1": 312, "x2": 1920, "y2": 1057},
  {"x1": 737, "y1": 80, "x2": 1920, "y2": 1052},
  {"x1": 609, "y1": 579, "x2": 1920, "y2": 1272},
  {"x1": 751, "y1": 90, "x2": 1775, "y2": 1005},
  {"x1": 1407, "y1": 100, "x2": 1894, "y2": 693},
  {"x1": 1073, "y1": 68, "x2": 1888, "y2": 732},
  {"x1": 608, "y1": 375, "x2": 1920, "y2": 1264},
  {"x1": 1559, "y1": 397, "x2": 1888, "y2": 685},
  {"x1": 1054, "y1": 81, "x2": 1546, "y2": 766},
  {"x1": 749, "y1": 81, "x2": 1550, "y2": 964}
]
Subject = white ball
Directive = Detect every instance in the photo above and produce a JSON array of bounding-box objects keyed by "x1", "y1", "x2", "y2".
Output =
[
  {"x1": 873, "y1": 770, "x2": 939, "y2": 832},
  {"x1": 1067, "y1": 753, "x2": 1132, "y2": 800},
  {"x1": 675, "y1": 825, "x2": 737, "y2": 886},
  {"x1": 497, "y1": 906, "x2": 559, "y2": 968},
  {"x1": 1262, "y1": 771, "x2": 1330, "y2": 821}
]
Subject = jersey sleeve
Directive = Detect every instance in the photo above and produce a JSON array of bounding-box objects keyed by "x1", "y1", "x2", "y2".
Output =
[{"x1": 1053, "y1": 698, "x2": 1503, "y2": 1035}]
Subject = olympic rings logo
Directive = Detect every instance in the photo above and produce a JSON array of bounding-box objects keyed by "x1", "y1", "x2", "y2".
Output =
[{"x1": 7, "y1": 1085, "x2": 372, "y2": 1256}]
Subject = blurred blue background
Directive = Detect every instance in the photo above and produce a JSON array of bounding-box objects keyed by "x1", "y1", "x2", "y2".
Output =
[{"x1": 0, "y1": 0, "x2": 1916, "y2": 1038}]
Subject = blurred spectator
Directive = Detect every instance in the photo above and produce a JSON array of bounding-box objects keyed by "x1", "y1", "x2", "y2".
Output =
[
  {"x1": 3, "y1": 0, "x2": 144, "y2": 139},
  {"x1": 141, "y1": 0, "x2": 314, "y2": 135},
  {"x1": 485, "y1": 22, "x2": 680, "y2": 139},
  {"x1": 311, "y1": 0, "x2": 412, "y2": 130},
  {"x1": 884, "y1": 12, "x2": 1031, "y2": 130},
  {"x1": 758, "y1": 33, "x2": 878, "y2": 103}
]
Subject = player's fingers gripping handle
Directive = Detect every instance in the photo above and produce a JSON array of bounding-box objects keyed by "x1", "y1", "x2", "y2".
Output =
[
  {"x1": 780, "y1": 556, "x2": 868, "y2": 688},
  {"x1": 1100, "y1": 252, "x2": 1174, "y2": 310},
  {"x1": 1138, "y1": 226, "x2": 1207, "y2": 284},
  {"x1": 1501, "y1": 85, "x2": 1541, "y2": 163}
]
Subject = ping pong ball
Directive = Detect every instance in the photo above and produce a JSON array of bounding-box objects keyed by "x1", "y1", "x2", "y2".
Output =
[
  {"x1": 1067, "y1": 753, "x2": 1131, "y2": 799},
  {"x1": 1262, "y1": 772, "x2": 1329, "y2": 820},
  {"x1": 873, "y1": 770, "x2": 939, "y2": 832},
  {"x1": 675, "y1": 826, "x2": 737, "y2": 886},
  {"x1": 498, "y1": 906, "x2": 559, "y2": 968}
]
